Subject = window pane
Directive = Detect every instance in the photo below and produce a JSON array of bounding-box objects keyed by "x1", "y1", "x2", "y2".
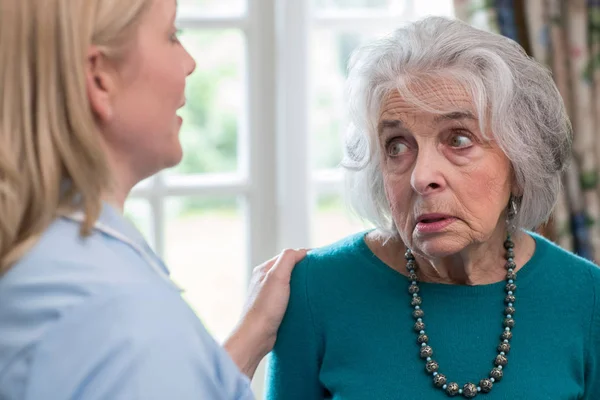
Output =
[
  {"x1": 124, "y1": 198, "x2": 154, "y2": 247},
  {"x1": 164, "y1": 196, "x2": 247, "y2": 343},
  {"x1": 167, "y1": 30, "x2": 245, "y2": 176},
  {"x1": 312, "y1": 192, "x2": 373, "y2": 247},
  {"x1": 413, "y1": 0, "x2": 454, "y2": 18},
  {"x1": 310, "y1": 29, "x2": 389, "y2": 170},
  {"x1": 313, "y1": 0, "x2": 409, "y2": 12},
  {"x1": 178, "y1": 0, "x2": 246, "y2": 16},
  {"x1": 310, "y1": 0, "x2": 453, "y2": 171}
]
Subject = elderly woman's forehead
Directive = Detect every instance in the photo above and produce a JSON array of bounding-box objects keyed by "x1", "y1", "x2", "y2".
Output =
[{"x1": 379, "y1": 80, "x2": 476, "y2": 120}]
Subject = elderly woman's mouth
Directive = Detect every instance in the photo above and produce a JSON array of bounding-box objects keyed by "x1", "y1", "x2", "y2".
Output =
[{"x1": 415, "y1": 214, "x2": 457, "y2": 233}]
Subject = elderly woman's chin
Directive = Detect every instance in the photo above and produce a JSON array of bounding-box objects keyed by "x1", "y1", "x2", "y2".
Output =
[{"x1": 408, "y1": 224, "x2": 476, "y2": 259}]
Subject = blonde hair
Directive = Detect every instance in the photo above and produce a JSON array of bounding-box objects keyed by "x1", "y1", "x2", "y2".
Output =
[{"x1": 0, "y1": 0, "x2": 152, "y2": 272}]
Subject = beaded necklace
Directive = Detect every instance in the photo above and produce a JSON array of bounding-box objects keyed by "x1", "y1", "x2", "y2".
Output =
[{"x1": 406, "y1": 234, "x2": 516, "y2": 398}]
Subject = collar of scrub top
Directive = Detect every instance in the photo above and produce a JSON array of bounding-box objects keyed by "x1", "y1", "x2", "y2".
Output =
[{"x1": 59, "y1": 202, "x2": 184, "y2": 293}]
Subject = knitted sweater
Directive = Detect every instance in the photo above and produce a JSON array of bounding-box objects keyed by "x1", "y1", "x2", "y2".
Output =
[{"x1": 266, "y1": 232, "x2": 600, "y2": 400}]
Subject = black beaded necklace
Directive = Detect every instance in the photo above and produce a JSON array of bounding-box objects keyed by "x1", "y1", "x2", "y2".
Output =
[{"x1": 405, "y1": 234, "x2": 516, "y2": 398}]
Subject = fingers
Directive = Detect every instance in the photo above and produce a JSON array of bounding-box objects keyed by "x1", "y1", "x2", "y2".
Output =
[
  {"x1": 253, "y1": 248, "x2": 310, "y2": 280},
  {"x1": 253, "y1": 254, "x2": 279, "y2": 274},
  {"x1": 269, "y1": 248, "x2": 309, "y2": 278}
]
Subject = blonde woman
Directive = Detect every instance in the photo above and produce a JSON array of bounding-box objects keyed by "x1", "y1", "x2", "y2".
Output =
[{"x1": 0, "y1": 0, "x2": 305, "y2": 399}]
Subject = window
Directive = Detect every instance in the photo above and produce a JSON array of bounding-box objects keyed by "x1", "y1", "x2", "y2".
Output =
[{"x1": 124, "y1": 0, "x2": 454, "y2": 396}]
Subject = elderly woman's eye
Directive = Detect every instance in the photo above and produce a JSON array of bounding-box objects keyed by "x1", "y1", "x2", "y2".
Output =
[
  {"x1": 449, "y1": 133, "x2": 473, "y2": 148},
  {"x1": 387, "y1": 140, "x2": 409, "y2": 156}
]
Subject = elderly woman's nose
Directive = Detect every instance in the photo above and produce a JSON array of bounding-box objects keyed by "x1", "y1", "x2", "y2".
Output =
[{"x1": 410, "y1": 150, "x2": 444, "y2": 195}]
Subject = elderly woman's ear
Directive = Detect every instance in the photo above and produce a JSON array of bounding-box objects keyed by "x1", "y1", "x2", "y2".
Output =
[{"x1": 510, "y1": 173, "x2": 524, "y2": 198}]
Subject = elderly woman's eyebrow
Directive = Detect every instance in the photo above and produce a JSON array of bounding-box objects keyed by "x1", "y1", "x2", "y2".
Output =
[
  {"x1": 378, "y1": 119, "x2": 405, "y2": 134},
  {"x1": 377, "y1": 111, "x2": 476, "y2": 134},
  {"x1": 433, "y1": 111, "x2": 477, "y2": 123}
]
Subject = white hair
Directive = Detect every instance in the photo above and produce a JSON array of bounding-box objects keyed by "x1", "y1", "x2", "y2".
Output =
[{"x1": 342, "y1": 16, "x2": 572, "y2": 235}]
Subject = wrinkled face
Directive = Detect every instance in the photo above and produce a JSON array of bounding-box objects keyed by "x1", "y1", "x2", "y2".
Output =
[
  {"x1": 101, "y1": 0, "x2": 196, "y2": 181},
  {"x1": 377, "y1": 79, "x2": 514, "y2": 258}
]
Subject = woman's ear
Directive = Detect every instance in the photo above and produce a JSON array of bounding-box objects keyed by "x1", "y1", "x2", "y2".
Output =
[
  {"x1": 512, "y1": 181, "x2": 525, "y2": 198},
  {"x1": 509, "y1": 167, "x2": 523, "y2": 197},
  {"x1": 85, "y1": 46, "x2": 116, "y2": 123}
]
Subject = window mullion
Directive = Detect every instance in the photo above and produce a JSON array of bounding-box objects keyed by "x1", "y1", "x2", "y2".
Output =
[
  {"x1": 246, "y1": 0, "x2": 279, "y2": 395},
  {"x1": 246, "y1": 0, "x2": 278, "y2": 269},
  {"x1": 176, "y1": 15, "x2": 247, "y2": 30},
  {"x1": 275, "y1": 0, "x2": 312, "y2": 250}
]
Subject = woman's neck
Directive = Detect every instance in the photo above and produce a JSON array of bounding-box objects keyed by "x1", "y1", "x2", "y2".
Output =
[
  {"x1": 101, "y1": 152, "x2": 144, "y2": 214},
  {"x1": 101, "y1": 193, "x2": 126, "y2": 213},
  {"x1": 101, "y1": 172, "x2": 134, "y2": 214},
  {"x1": 365, "y1": 229, "x2": 536, "y2": 285}
]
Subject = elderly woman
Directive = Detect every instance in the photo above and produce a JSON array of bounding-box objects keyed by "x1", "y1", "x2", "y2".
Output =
[
  {"x1": 266, "y1": 16, "x2": 600, "y2": 399},
  {"x1": 0, "y1": 0, "x2": 304, "y2": 399}
]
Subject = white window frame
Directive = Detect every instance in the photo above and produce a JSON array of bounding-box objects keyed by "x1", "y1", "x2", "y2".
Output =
[
  {"x1": 130, "y1": 0, "x2": 282, "y2": 266},
  {"x1": 128, "y1": 1, "x2": 450, "y2": 396},
  {"x1": 129, "y1": 2, "x2": 283, "y2": 396}
]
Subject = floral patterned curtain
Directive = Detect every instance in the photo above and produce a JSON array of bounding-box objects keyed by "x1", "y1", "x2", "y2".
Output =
[{"x1": 453, "y1": 0, "x2": 600, "y2": 263}]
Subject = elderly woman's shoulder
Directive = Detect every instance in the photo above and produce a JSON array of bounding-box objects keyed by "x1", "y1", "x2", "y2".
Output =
[
  {"x1": 532, "y1": 232, "x2": 600, "y2": 281},
  {"x1": 293, "y1": 230, "x2": 372, "y2": 278}
]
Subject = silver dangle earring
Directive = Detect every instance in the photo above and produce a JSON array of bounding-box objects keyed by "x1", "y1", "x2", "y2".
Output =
[{"x1": 506, "y1": 195, "x2": 518, "y2": 233}]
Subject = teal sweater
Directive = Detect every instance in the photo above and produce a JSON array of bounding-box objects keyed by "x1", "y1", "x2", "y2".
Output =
[{"x1": 265, "y1": 232, "x2": 600, "y2": 399}]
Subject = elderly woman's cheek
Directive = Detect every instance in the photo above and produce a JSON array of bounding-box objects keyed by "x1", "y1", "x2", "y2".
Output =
[
  {"x1": 383, "y1": 172, "x2": 413, "y2": 231},
  {"x1": 461, "y1": 158, "x2": 512, "y2": 231},
  {"x1": 481, "y1": 152, "x2": 513, "y2": 199},
  {"x1": 381, "y1": 151, "x2": 413, "y2": 174}
]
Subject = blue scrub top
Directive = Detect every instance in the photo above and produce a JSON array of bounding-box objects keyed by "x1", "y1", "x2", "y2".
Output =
[{"x1": 0, "y1": 203, "x2": 254, "y2": 400}]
